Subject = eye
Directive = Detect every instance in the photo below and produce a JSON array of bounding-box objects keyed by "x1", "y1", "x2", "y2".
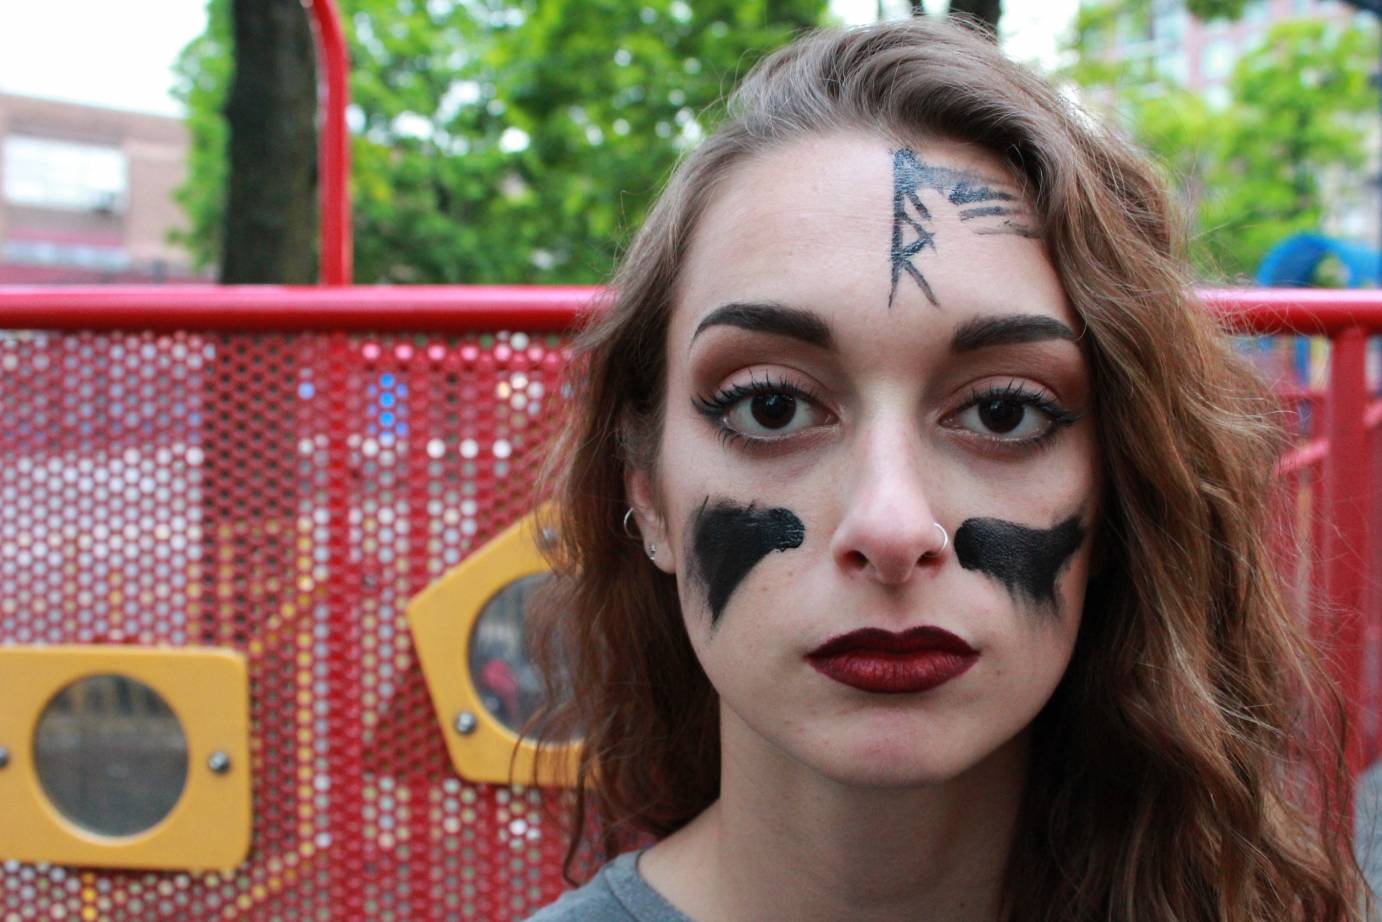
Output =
[
  {"x1": 949, "y1": 383, "x2": 1078, "y2": 444},
  {"x1": 724, "y1": 391, "x2": 828, "y2": 438},
  {"x1": 954, "y1": 397, "x2": 1047, "y2": 439},
  {"x1": 692, "y1": 374, "x2": 832, "y2": 444}
]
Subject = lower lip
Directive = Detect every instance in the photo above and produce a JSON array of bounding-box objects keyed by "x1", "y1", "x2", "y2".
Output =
[{"x1": 807, "y1": 651, "x2": 978, "y2": 694}]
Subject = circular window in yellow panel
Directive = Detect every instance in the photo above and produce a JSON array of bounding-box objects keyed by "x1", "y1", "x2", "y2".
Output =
[
  {"x1": 34, "y1": 673, "x2": 190, "y2": 838},
  {"x1": 407, "y1": 510, "x2": 580, "y2": 786},
  {"x1": 0, "y1": 646, "x2": 252, "y2": 871}
]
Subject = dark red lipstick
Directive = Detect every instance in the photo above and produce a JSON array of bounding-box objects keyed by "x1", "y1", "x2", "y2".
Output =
[{"x1": 806, "y1": 626, "x2": 978, "y2": 694}]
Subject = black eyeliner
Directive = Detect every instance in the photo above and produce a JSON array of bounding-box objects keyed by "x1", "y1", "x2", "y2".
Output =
[
  {"x1": 951, "y1": 381, "x2": 1081, "y2": 449},
  {"x1": 691, "y1": 372, "x2": 826, "y2": 446}
]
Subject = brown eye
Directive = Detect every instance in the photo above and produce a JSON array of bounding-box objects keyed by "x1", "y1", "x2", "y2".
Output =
[
  {"x1": 751, "y1": 394, "x2": 796, "y2": 429},
  {"x1": 721, "y1": 385, "x2": 830, "y2": 441},
  {"x1": 977, "y1": 399, "x2": 1025, "y2": 434},
  {"x1": 953, "y1": 390, "x2": 1054, "y2": 441}
]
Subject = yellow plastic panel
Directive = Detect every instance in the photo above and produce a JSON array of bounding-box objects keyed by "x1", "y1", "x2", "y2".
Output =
[
  {"x1": 0, "y1": 646, "x2": 252, "y2": 870},
  {"x1": 407, "y1": 510, "x2": 579, "y2": 786}
]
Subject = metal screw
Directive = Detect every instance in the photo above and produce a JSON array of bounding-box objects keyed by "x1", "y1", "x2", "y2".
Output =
[
  {"x1": 207, "y1": 751, "x2": 232, "y2": 774},
  {"x1": 0, "y1": 747, "x2": 9, "y2": 769},
  {"x1": 453, "y1": 711, "x2": 478, "y2": 735}
]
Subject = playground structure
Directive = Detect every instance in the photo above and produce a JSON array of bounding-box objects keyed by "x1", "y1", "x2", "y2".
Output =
[{"x1": 4, "y1": 2, "x2": 1382, "y2": 919}]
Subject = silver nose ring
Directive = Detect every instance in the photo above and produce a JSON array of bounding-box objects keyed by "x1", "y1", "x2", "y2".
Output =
[{"x1": 931, "y1": 521, "x2": 949, "y2": 555}]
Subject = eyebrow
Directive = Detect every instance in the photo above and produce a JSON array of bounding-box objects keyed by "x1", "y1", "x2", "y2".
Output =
[
  {"x1": 691, "y1": 301, "x2": 834, "y2": 350},
  {"x1": 949, "y1": 314, "x2": 1078, "y2": 353}
]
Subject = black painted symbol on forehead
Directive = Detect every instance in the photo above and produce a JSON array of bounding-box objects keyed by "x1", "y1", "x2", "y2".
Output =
[
  {"x1": 888, "y1": 148, "x2": 1038, "y2": 309},
  {"x1": 691, "y1": 499, "x2": 806, "y2": 625},
  {"x1": 953, "y1": 514, "x2": 1085, "y2": 615}
]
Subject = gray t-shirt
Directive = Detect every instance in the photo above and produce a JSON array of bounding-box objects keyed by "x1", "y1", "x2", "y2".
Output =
[{"x1": 525, "y1": 850, "x2": 692, "y2": 922}]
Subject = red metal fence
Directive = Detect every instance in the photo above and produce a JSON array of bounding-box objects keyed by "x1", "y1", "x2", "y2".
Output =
[
  {"x1": 0, "y1": 288, "x2": 588, "y2": 921},
  {"x1": 1, "y1": 285, "x2": 1381, "y2": 920}
]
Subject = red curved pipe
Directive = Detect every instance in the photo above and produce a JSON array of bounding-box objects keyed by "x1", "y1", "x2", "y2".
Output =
[{"x1": 307, "y1": 0, "x2": 352, "y2": 285}]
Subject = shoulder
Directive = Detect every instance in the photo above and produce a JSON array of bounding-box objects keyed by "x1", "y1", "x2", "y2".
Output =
[{"x1": 524, "y1": 850, "x2": 690, "y2": 922}]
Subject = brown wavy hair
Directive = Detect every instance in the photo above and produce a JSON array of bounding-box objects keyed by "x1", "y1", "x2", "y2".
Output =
[{"x1": 527, "y1": 17, "x2": 1372, "y2": 921}]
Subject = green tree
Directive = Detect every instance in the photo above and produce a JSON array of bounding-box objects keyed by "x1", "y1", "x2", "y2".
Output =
[
  {"x1": 174, "y1": 0, "x2": 826, "y2": 284},
  {"x1": 1068, "y1": 11, "x2": 1377, "y2": 280},
  {"x1": 1201, "y1": 21, "x2": 1375, "y2": 276}
]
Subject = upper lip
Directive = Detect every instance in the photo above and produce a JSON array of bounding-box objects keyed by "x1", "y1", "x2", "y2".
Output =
[{"x1": 806, "y1": 626, "x2": 977, "y2": 658}]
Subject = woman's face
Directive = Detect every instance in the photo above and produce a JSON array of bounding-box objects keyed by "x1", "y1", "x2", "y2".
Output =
[{"x1": 630, "y1": 131, "x2": 1098, "y2": 787}]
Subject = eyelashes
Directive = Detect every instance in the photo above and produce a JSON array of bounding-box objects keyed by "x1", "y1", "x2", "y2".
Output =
[
  {"x1": 691, "y1": 372, "x2": 831, "y2": 449},
  {"x1": 950, "y1": 379, "x2": 1080, "y2": 448},
  {"x1": 691, "y1": 373, "x2": 1080, "y2": 453}
]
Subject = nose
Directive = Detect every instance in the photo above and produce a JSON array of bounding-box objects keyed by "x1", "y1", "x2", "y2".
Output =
[{"x1": 829, "y1": 420, "x2": 947, "y2": 586}]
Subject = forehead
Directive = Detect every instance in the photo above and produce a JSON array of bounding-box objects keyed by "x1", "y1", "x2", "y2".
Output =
[{"x1": 675, "y1": 131, "x2": 1072, "y2": 353}]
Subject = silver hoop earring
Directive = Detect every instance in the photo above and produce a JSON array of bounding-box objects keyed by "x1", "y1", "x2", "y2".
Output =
[
  {"x1": 646, "y1": 543, "x2": 657, "y2": 560},
  {"x1": 931, "y1": 522, "x2": 949, "y2": 555},
  {"x1": 622, "y1": 507, "x2": 639, "y2": 539}
]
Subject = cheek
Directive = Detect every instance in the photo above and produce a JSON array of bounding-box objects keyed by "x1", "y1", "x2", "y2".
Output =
[{"x1": 685, "y1": 499, "x2": 805, "y2": 625}]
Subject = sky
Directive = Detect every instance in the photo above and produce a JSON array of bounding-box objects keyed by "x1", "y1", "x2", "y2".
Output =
[{"x1": 0, "y1": 0, "x2": 1078, "y2": 118}]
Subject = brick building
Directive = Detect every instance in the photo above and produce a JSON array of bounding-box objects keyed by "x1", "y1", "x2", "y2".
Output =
[{"x1": 0, "y1": 93, "x2": 200, "y2": 283}]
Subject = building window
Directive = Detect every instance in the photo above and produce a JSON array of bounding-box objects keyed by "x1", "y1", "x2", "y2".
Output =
[
  {"x1": 1152, "y1": 5, "x2": 1186, "y2": 46},
  {"x1": 2, "y1": 136, "x2": 127, "y2": 212},
  {"x1": 1201, "y1": 38, "x2": 1236, "y2": 83},
  {"x1": 1156, "y1": 49, "x2": 1188, "y2": 83},
  {"x1": 2, "y1": 239, "x2": 130, "y2": 270}
]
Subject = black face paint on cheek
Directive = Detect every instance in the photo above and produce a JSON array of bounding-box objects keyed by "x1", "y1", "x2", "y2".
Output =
[
  {"x1": 953, "y1": 515, "x2": 1086, "y2": 613},
  {"x1": 691, "y1": 499, "x2": 805, "y2": 624}
]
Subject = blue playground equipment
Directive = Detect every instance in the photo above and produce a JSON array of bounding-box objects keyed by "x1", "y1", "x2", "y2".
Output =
[
  {"x1": 1256, "y1": 233, "x2": 1381, "y2": 289},
  {"x1": 1256, "y1": 233, "x2": 1382, "y2": 389}
]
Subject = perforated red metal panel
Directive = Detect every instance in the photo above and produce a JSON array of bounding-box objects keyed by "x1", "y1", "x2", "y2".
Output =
[
  {"x1": 0, "y1": 324, "x2": 575, "y2": 921},
  {"x1": 7, "y1": 288, "x2": 1382, "y2": 918}
]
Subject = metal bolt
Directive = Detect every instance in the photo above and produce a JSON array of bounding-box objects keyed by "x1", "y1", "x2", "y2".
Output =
[
  {"x1": 0, "y1": 747, "x2": 9, "y2": 769},
  {"x1": 453, "y1": 711, "x2": 478, "y2": 735},
  {"x1": 207, "y1": 751, "x2": 232, "y2": 774}
]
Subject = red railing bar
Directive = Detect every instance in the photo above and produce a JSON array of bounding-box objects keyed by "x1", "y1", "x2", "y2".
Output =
[
  {"x1": 4, "y1": 287, "x2": 1382, "y2": 334},
  {"x1": 0, "y1": 285, "x2": 600, "y2": 332},
  {"x1": 1368, "y1": 401, "x2": 1382, "y2": 430},
  {"x1": 1280, "y1": 439, "x2": 1329, "y2": 475},
  {"x1": 1322, "y1": 328, "x2": 1369, "y2": 782},
  {"x1": 1203, "y1": 288, "x2": 1382, "y2": 335},
  {"x1": 307, "y1": 0, "x2": 352, "y2": 285},
  {"x1": 1279, "y1": 400, "x2": 1382, "y2": 476}
]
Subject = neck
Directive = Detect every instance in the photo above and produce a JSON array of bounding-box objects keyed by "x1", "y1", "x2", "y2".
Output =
[{"x1": 642, "y1": 711, "x2": 1027, "y2": 922}]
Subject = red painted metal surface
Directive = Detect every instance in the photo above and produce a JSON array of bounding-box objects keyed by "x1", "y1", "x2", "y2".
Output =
[
  {"x1": 0, "y1": 285, "x2": 599, "y2": 332},
  {"x1": 0, "y1": 285, "x2": 1380, "y2": 922},
  {"x1": 1323, "y1": 329, "x2": 1370, "y2": 780},
  {"x1": 0, "y1": 317, "x2": 578, "y2": 920},
  {"x1": 307, "y1": 0, "x2": 353, "y2": 285},
  {"x1": 1202, "y1": 287, "x2": 1382, "y2": 334}
]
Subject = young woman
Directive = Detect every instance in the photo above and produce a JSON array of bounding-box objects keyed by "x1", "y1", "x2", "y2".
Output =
[{"x1": 525, "y1": 17, "x2": 1372, "y2": 922}]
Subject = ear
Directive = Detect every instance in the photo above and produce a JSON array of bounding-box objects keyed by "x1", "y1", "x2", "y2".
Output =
[{"x1": 625, "y1": 465, "x2": 677, "y2": 574}]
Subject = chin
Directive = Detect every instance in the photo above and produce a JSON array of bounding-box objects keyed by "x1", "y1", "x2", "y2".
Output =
[{"x1": 802, "y1": 732, "x2": 991, "y2": 790}]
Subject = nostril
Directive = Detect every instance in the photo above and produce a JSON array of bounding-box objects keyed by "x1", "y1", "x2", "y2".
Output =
[{"x1": 844, "y1": 549, "x2": 869, "y2": 571}]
